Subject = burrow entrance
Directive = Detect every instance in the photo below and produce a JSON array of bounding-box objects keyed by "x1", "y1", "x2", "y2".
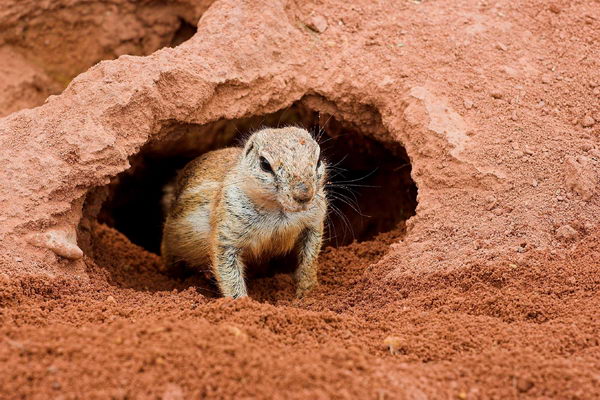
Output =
[{"x1": 82, "y1": 97, "x2": 417, "y2": 275}]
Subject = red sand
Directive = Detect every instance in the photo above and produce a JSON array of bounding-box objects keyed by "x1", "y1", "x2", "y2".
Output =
[
  {"x1": 2, "y1": 223, "x2": 599, "y2": 398},
  {"x1": 1, "y1": 0, "x2": 600, "y2": 398}
]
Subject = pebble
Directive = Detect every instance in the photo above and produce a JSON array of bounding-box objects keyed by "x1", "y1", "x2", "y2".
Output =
[
  {"x1": 306, "y1": 15, "x2": 328, "y2": 33},
  {"x1": 532, "y1": 179, "x2": 539, "y2": 187},
  {"x1": 106, "y1": 295, "x2": 117, "y2": 304},
  {"x1": 556, "y1": 224, "x2": 578, "y2": 241},
  {"x1": 541, "y1": 74, "x2": 551, "y2": 84},
  {"x1": 588, "y1": 148, "x2": 600, "y2": 159},
  {"x1": 162, "y1": 383, "x2": 184, "y2": 400},
  {"x1": 548, "y1": 4, "x2": 561, "y2": 14},
  {"x1": 27, "y1": 229, "x2": 83, "y2": 260},
  {"x1": 225, "y1": 325, "x2": 248, "y2": 341},
  {"x1": 510, "y1": 111, "x2": 518, "y2": 121},
  {"x1": 581, "y1": 115, "x2": 595, "y2": 128},
  {"x1": 383, "y1": 336, "x2": 405, "y2": 355},
  {"x1": 495, "y1": 42, "x2": 508, "y2": 51},
  {"x1": 47, "y1": 365, "x2": 59, "y2": 374},
  {"x1": 485, "y1": 195, "x2": 497, "y2": 211},
  {"x1": 463, "y1": 99, "x2": 474, "y2": 110},
  {"x1": 490, "y1": 90, "x2": 503, "y2": 99},
  {"x1": 516, "y1": 378, "x2": 534, "y2": 393}
]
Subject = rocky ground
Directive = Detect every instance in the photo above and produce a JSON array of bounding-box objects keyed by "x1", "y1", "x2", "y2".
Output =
[{"x1": 0, "y1": 0, "x2": 599, "y2": 398}]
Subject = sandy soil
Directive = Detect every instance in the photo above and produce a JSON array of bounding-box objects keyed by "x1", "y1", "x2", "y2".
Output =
[{"x1": 1, "y1": 0, "x2": 600, "y2": 398}]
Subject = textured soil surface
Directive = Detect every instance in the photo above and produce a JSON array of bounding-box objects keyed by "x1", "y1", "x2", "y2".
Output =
[{"x1": 1, "y1": 0, "x2": 600, "y2": 398}]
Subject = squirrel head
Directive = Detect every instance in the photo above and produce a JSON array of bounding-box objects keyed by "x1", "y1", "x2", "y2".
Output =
[{"x1": 239, "y1": 127, "x2": 326, "y2": 213}]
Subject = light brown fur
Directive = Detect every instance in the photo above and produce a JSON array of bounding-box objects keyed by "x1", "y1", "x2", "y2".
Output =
[{"x1": 161, "y1": 127, "x2": 328, "y2": 298}]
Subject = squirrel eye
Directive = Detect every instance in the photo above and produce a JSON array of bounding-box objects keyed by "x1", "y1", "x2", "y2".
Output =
[
  {"x1": 316, "y1": 157, "x2": 322, "y2": 171},
  {"x1": 259, "y1": 156, "x2": 273, "y2": 173}
]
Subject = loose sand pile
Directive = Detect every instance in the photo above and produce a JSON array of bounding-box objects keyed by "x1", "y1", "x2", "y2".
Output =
[{"x1": 1, "y1": 0, "x2": 599, "y2": 398}]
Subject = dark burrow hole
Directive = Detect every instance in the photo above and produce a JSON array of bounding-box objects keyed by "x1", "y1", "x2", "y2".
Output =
[
  {"x1": 83, "y1": 98, "x2": 417, "y2": 286},
  {"x1": 169, "y1": 18, "x2": 198, "y2": 47},
  {"x1": 95, "y1": 99, "x2": 417, "y2": 255}
]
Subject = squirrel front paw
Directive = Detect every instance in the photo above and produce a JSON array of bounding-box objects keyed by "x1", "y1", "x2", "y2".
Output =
[{"x1": 295, "y1": 279, "x2": 318, "y2": 298}]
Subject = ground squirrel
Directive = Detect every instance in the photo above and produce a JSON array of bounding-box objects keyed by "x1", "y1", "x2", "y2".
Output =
[{"x1": 161, "y1": 127, "x2": 327, "y2": 298}]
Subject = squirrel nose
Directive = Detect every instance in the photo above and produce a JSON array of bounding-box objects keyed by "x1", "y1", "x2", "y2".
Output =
[{"x1": 292, "y1": 182, "x2": 313, "y2": 204}]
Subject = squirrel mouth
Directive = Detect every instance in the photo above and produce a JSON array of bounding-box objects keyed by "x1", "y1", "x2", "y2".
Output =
[{"x1": 281, "y1": 202, "x2": 311, "y2": 214}]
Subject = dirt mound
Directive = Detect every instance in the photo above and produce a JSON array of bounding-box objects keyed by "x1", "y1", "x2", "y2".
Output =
[
  {"x1": 1, "y1": 222, "x2": 599, "y2": 398},
  {"x1": 1, "y1": 0, "x2": 600, "y2": 397},
  {"x1": 0, "y1": 0, "x2": 212, "y2": 117}
]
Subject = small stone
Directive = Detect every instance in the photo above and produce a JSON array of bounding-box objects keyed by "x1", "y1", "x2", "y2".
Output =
[
  {"x1": 524, "y1": 146, "x2": 534, "y2": 155},
  {"x1": 565, "y1": 156, "x2": 595, "y2": 200},
  {"x1": 510, "y1": 111, "x2": 518, "y2": 121},
  {"x1": 162, "y1": 383, "x2": 184, "y2": 400},
  {"x1": 463, "y1": 99, "x2": 474, "y2": 110},
  {"x1": 516, "y1": 378, "x2": 534, "y2": 393},
  {"x1": 485, "y1": 195, "x2": 497, "y2": 211},
  {"x1": 380, "y1": 76, "x2": 395, "y2": 86},
  {"x1": 588, "y1": 149, "x2": 600, "y2": 159},
  {"x1": 27, "y1": 229, "x2": 83, "y2": 260},
  {"x1": 548, "y1": 4, "x2": 561, "y2": 14},
  {"x1": 383, "y1": 336, "x2": 405, "y2": 355},
  {"x1": 556, "y1": 195, "x2": 565, "y2": 201},
  {"x1": 541, "y1": 74, "x2": 551, "y2": 84},
  {"x1": 52, "y1": 381, "x2": 61, "y2": 390},
  {"x1": 581, "y1": 115, "x2": 595, "y2": 127},
  {"x1": 47, "y1": 365, "x2": 59, "y2": 374},
  {"x1": 14, "y1": 257, "x2": 22, "y2": 262},
  {"x1": 495, "y1": 42, "x2": 508, "y2": 51},
  {"x1": 306, "y1": 15, "x2": 328, "y2": 33},
  {"x1": 581, "y1": 143, "x2": 593, "y2": 151},
  {"x1": 516, "y1": 246, "x2": 526, "y2": 253},
  {"x1": 490, "y1": 90, "x2": 503, "y2": 99},
  {"x1": 556, "y1": 225, "x2": 578, "y2": 241},
  {"x1": 493, "y1": 207, "x2": 504, "y2": 216},
  {"x1": 106, "y1": 295, "x2": 117, "y2": 304},
  {"x1": 532, "y1": 179, "x2": 539, "y2": 187},
  {"x1": 225, "y1": 325, "x2": 248, "y2": 341}
]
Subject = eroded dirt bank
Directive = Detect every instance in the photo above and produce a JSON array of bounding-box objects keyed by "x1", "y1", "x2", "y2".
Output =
[{"x1": 1, "y1": 0, "x2": 600, "y2": 398}]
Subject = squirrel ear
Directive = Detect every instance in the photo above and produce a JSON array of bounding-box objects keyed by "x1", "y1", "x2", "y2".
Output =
[{"x1": 245, "y1": 141, "x2": 254, "y2": 157}]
